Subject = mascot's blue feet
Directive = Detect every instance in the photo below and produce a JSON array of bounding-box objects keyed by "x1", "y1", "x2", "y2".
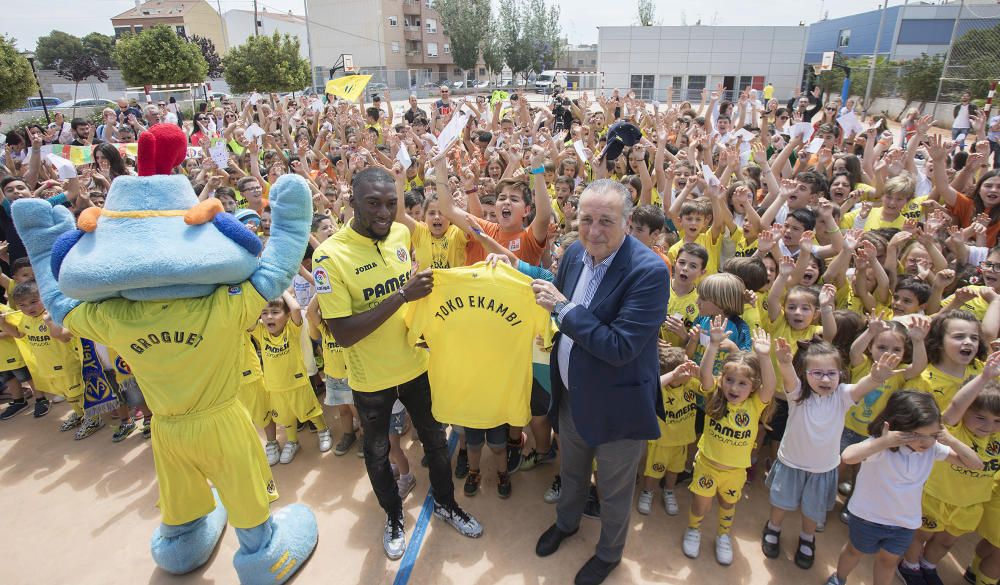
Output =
[
  {"x1": 151, "y1": 489, "x2": 228, "y2": 574},
  {"x1": 233, "y1": 504, "x2": 318, "y2": 585}
]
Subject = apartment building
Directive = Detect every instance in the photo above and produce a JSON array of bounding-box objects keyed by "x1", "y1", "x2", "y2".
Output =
[
  {"x1": 306, "y1": 0, "x2": 485, "y2": 88},
  {"x1": 111, "y1": 0, "x2": 228, "y2": 53}
]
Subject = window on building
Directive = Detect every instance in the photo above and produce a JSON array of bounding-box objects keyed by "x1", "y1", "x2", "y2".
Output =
[
  {"x1": 113, "y1": 26, "x2": 132, "y2": 37},
  {"x1": 392, "y1": 41, "x2": 400, "y2": 53},
  {"x1": 175, "y1": 26, "x2": 186, "y2": 37},
  {"x1": 630, "y1": 74, "x2": 654, "y2": 100},
  {"x1": 838, "y1": 29, "x2": 851, "y2": 47},
  {"x1": 686, "y1": 75, "x2": 707, "y2": 101},
  {"x1": 134, "y1": 25, "x2": 143, "y2": 33},
  {"x1": 388, "y1": 16, "x2": 398, "y2": 26},
  {"x1": 444, "y1": 43, "x2": 450, "y2": 54},
  {"x1": 577, "y1": 59, "x2": 583, "y2": 65},
  {"x1": 427, "y1": 42, "x2": 438, "y2": 57},
  {"x1": 591, "y1": 59, "x2": 597, "y2": 65},
  {"x1": 479, "y1": 68, "x2": 485, "y2": 76},
  {"x1": 454, "y1": 67, "x2": 462, "y2": 75},
  {"x1": 425, "y1": 18, "x2": 437, "y2": 33}
]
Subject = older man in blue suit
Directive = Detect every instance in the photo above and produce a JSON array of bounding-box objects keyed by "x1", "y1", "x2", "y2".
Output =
[{"x1": 531, "y1": 179, "x2": 670, "y2": 585}]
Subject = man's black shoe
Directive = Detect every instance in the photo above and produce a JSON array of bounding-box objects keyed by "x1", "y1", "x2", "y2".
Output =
[
  {"x1": 535, "y1": 523, "x2": 578, "y2": 557},
  {"x1": 574, "y1": 555, "x2": 621, "y2": 585}
]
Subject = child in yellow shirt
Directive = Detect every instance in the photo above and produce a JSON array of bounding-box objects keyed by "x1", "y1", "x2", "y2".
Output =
[
  {"x1": 915, "y1": 310, "x2": 987, "y2": 410},
  {"x1": 0, "y1": 299, "x2": 35, "y2": 420},
  {"x1": 253, "y1": 291, "x2": 331, "y2": 464},
  {"x1": 661, "y1": 243, "x2": 707, "y2": 347}
]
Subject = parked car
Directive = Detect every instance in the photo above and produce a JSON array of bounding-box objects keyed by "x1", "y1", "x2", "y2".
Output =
[
  {"x1": 451, "y1": 80, "x2": 467, "y2": 89},
  {"x1": 53, "y1": 98, "x2": 117, "y2": 111},
  {"x1": 473, "y1": 79, "x2": 491, "y2": 89},
  {"x1": 19, "y1": 97, "x2": 62, "y2": 111},
  {"x1": 369, "y1": 82, "x2": 389, "y2": 93}
]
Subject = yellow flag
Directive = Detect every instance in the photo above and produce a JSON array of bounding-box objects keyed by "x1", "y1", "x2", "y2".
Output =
[{"x1": 325, "y1": 75, "x2": 372, "y2": 102}]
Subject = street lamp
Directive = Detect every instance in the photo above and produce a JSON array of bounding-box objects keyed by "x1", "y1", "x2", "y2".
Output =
[{"x1": 22, "y1": 51, "x2": 51, "y2": 125}]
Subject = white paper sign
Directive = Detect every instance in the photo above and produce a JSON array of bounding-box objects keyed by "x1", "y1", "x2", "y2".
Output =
[
  {"x1": 836, "y1": 111, "x2": 864, "y2": 137},
  {"x1": 436, "y1": 104, "x2": 471, "y2": 152},
  {"x1": 244, "y1": 123, "x2": 265, "y2": 142},
  {"x1": 46, "y1": 153, "x2": 77, "y2": 179},
  {"x1": 734, "y1": 128, "x2": 755, "y2": 143},
  {"x1": 573, "y1": 139, "x2": 589, "y2": 163},
  {"x1": 209, "y1": 140, "x2": 230, "y2": 169},
  {"x1": 806, "y1": 137, "x2": 825, "y2": 154},
  {"x1": 396, "y1": 144, "x2": 412, "y2": 170},
  {"x1": 701, "y1": 163, "x2": 720, "y2": 187},
  {"x1": 791, "y1": 122, "x2": 814, "y2": 142},
  {"x1": 249, "y1": 92, "x2": 260, "y2": 105},
  {"x1": 309, "y1": 99, "x2": 324, "y2": 113}
]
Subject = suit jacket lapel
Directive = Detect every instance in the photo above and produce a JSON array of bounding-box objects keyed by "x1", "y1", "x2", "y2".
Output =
[{"x1": 586, "y1": 237, "x2": 631, "y2": 311}]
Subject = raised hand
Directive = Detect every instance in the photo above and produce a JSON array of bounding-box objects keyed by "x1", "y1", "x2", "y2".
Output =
[
  {"x1": 871, "y1": 352, "x2": 905, "y2": 382},
  {"x1": 908, "y1": 315, "x2": 932, "y2": 341},
  {"x1": 775, "y1": 337, "x2": 793, "y2": 364},
  {"x1": 819, "y1": 283, "x2": 836, "y2": 308},
  {"x1": 752, "y1": 328, "x2": 772, "y2": 355},
  {"x1": 708, "y1": 315, "x2": 731, "y2": 345}
]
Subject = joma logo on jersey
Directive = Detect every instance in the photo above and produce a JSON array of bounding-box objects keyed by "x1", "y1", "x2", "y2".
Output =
[
  {"x1": 363, "y1": 272, "x2": 409, "y2": 301},
  {"x1": 355, "y1": 262, "x2": 377, "y2": 275}
]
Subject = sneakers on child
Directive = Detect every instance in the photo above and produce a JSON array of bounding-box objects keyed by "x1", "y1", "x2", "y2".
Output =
[
  {"x1": 543, "y1": 475, "x2": 561, "y2": 503},
  {"x1": 497, "y1": 471, "x2": 512, "y2": 499},
  {"x1": 682, "y1": 528, "x2": 701, "y2": 558},
  {"x1": 1, "y1": 399, "x2": 30, "y2": 420},
  {"x1": 662, "y1": 489, "x2": 679, "y2": 515},
  {"x1": 506, "y1": 432, "x2": 525, "y2": 474},
  {"x1": 824, "y1": 574, "x2": 847, "y2": 585},
  {"x1": 384, "y1": 510, "x2": 406, "y2": 560},
  {"x1": 432, "y1": 500, "x2": 483, "y2": 538},
  {"x1": 33, "y1": 398, "x2": 50, "y2": 418},
  {"x1": 454, "y1": 448, "x2": 470, "y2": 479},
  {"x1": 112, "y1": 419, "x2": 136, "y2": 443},
  {"x1": 896, "y1": 562, "x2": 928, "y2": 585},
  {"x1": 265, "y1": 441, "x2": 280, "y2": 466},
  {"x1": 59, "y1": 411, "x2": 84, "y2": 431},
  {"x1": 715, "y1": 534, "x2": 734, "y2": 566},
  {"x1": 637, "y1": 490, "x2": 653, "y2": 515},
  {"x1": 464, "y1": 470, "x2": 481, "y2": 497},
  {"x1": 317, "y1": 429, "x2": 333, "y2": 453},
  {"x1": 397, "y1": 474, "x2": 416, "y2": 499},
  {"x1": 280, "y1": 441, "x2": 300, "y2": 464},
  {"x1": 334, "y1": 432, "x2": 356, "y2": 456},
  {"x1": 74, "y1": 416, "x2": 104, "y2": 440},
  {"x1": 519, "y1": 446, "x2": 557, "y2": 471},
  {"x1": 50, "y1": 394, "x2": 65, "y2": 403}
]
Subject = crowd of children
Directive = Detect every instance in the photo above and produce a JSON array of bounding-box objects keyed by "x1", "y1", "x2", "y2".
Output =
[{"x1": 2, "y1": 80, "x2": 1000, "y2": 585}]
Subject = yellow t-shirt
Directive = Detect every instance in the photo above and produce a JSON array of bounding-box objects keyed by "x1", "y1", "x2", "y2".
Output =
[
  {"x1": 698, "y1": 391, "x2": 768, "y2": 468},
  {"x1": 661, "y1": 378, "x2": 701, "y2": 446},
  {"x1": 844, "y1": 357, "x2": 905, "y2": 436},
  {"x1": 63, "y1": 282, "x2": 265, "y2": 416},
  {"x1": 942, "y1": 286, "x2": 991, "y2": 320},
  {"x1": 312, "y1": 221, "x2": 428, "y2": 392},
  {"x1": 914, "y1": 362, "x2": 984, "y2": 411},
  {"x1": 405, "y1": 174, "x2": 424, "y2": 192},
  {"x1": 729, "y1": 227, "x2": 758, "y2": 259},
  {"x1": 10, "y1": 313, "x2": 82, "y2": 383},
  {"x1": 240, "y1": 334, "x2": 263, "y2": 384},
  {"x1": 661, "y1": 284, "x2": 700, "y2": 347},
  {"x1": 924, "y1": 423, "x2": 1000, "y2": 506},
  {"x1": 412, "y1": 222, "x2": 468, "y2": 270},
  {"x1": 253, "y1": 320, "x2": 310, "y2": 393},
  {"x1": 668, "y1": 231, "x2": 722, "y2": 275},
  {"x1": 0, "y1": 303, "x2": 25, "y2": 371},
  {"x1": 404, "y1": 262, "x2": 554, "y2": 428}
]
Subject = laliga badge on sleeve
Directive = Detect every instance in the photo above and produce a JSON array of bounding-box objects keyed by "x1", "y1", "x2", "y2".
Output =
[{"x1": 313, "y1": 268, "x2": 332, "y2": 294}]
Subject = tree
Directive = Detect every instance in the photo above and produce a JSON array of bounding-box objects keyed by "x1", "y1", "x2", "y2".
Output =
[
  {"x1": 35, "y1": 30, "x2": 84, "y2": 69},
  {"x1": 897, "y1": 53, "x2": 944, "y2": 117},
  {"x1": 499, "y1": 0, "x2": 531, "y2": 81},
  {"x1": 81, "y1": 32, "x2": 115, "y2": 69},
  {"x1": 524, "y1": 0, "x2": 563, "y2": 75},
  {"x1": 813, "y1": 56, "x2": 897, "y2": 104},
  {"x1": 112, "y1": 25, "x2": 208, "y2": 86},
  {"x1": 433, "y1": 0, "x2": 490, "y2": 76},
  {"x1": 55, "y1": 55, "x2": 109, "y2": 117},
  {"x1": 947, "y1": 23, "x2": 1000, "y2": 99},
  {"x1": 481, "y1": 19, "x2": 506, "y2": 81},
  {"x1": 0, "y1": 36, "x2": 37, "y2": 112},
  {"x1": 191, "y1": 35, "x2": 223, "y2": 78},
  {"x1": 223, "y1": 32, "x2": 309, "y2": 94},
  {"x1": 637, "y1": 0, "x2": 658, "y2": 26}
]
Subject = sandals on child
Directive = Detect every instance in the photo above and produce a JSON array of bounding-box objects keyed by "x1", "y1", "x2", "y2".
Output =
[{"x1": 761, "y1": 523, "x2": 781, "y2": 559}]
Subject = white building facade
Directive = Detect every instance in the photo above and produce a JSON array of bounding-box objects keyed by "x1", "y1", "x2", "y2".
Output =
[
  {"x1": 223, "y1": 9, "x2": 309, "y2": 58},
  {"x1": 598, "y1": 26, "x2": 808, "y2": 102}
]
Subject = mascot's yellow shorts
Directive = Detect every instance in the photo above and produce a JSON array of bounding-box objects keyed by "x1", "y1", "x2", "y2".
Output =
[
  {"x1": 152, "y1": 399, "x2": 278, "y2": 529},
  {"x1": 269, "y1": 384, "x2": 323, "y2": 428},
  {"x1": 237, "y1": 378, "x2": 272, "y2": 429}
]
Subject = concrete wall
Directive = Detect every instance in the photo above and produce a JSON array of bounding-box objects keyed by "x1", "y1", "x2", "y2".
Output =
[
  {"x1": 869, "y1": 96, "x2": 964, "y2": 127},
  {"x1": 597, "y1": 26, "x2": 807, "y2": 102},
  {"x1": 224, "y1": 10, "x2": 309, "y2": 58}
]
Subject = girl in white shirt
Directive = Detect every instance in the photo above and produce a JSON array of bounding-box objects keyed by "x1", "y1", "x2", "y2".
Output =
[
  {"x1": 825, "y1": 390, "x2": 982, "y2": 585},
  {"x1": 764, "y1": 339, "x2": 904, "y2": 570}
]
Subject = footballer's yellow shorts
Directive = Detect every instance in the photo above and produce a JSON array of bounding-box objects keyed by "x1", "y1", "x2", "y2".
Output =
[
  {"x1": 689, "y1": 453, "x2": 745, "y2": 505},
  {"x1": 977, "y1": 486, "x2": 1000, "y2": 548},
  {"x1": 237, "y1": 378, "x2": 272, "y2": 429},
  {"x1": 644, "y1": 439, "x2": 687, "y2": 479},
  {"x1": 921, "y1": 492, "x2": 982, "y2": 536},
  {"x1": 151, "y1": 399, "x2": 278, "y2": 529},
  {"x1": 269, "y1": 384, "x2": 323, "y2": 428}
]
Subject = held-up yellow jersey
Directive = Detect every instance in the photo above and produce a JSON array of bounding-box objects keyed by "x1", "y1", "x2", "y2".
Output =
[
  {"x1": 312, "y1": 221, "x2": 428, "y2": 392},
  {"x1": 405, "y1": 262, "x2": 555, "y2": 428},
  {"x1": 915, "y1": 362, "x2": 983, "y2": 411},
  {"x1": 63, "y1": 282, "x2": 266, "y2": 416},
  {"x1": 412, "y1": 223, "x2": 468, "y2": 270},
  {"x1": 253, "y1": 320, "x2": 310, "y2": 392},
  {"x1": 0, "y1": 303, "x2": 25, "y2": 371},
  {"x1": 661, "y1": 378, "x2": 701, "y2": 446},
  {"x1": 10, "y1": 313, "x2": 82, "y2": 382},
  {"x1": 698, "y1": 391, "x2": 768, "y2": 469},
  {"x1": 924, "y1": 423, "x2": 1000, "y2": 506}
]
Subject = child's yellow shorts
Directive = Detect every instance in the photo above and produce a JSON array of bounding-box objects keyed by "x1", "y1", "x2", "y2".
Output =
[
  {"x1": 921, "y1": 491, "x2": 982, "y2": 536},
  {"x1": 237, "y1": 378, "x2": 272, "y2": 429},
  {"x1": 644, "y1": 439, "x2": 687, "y2": 479},
  {"x1": 152, "y1": 399, "x2": 278, "y2": 529},
  {"x1": 269, "y1": 384, "x2": 323, "y2": 428},
  {"x1": 689, "y1": 453, "x2": 745, "y2": 505},
  {"x1": 977, "y1": 486, "x2": 1000, "y2": 547}
]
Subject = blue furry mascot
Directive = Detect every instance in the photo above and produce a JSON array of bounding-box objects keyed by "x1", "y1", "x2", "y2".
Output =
[{"x1": 13, "y1": 123, "x2": 317, "y2": 584}]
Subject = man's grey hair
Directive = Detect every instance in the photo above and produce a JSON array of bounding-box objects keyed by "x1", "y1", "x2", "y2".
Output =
[{"x1": 581, "y1": 179, "x2": 633, "y2": 226}]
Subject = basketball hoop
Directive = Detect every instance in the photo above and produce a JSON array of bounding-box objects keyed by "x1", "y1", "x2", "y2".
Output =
[{"x1": 820, "y1": 51, "x2": 835, "y2": 73}]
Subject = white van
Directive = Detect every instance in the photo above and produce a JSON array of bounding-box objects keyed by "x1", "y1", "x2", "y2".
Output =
[{"x1": 534, "y1": 70, "x2": 567, "y2": 94}]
